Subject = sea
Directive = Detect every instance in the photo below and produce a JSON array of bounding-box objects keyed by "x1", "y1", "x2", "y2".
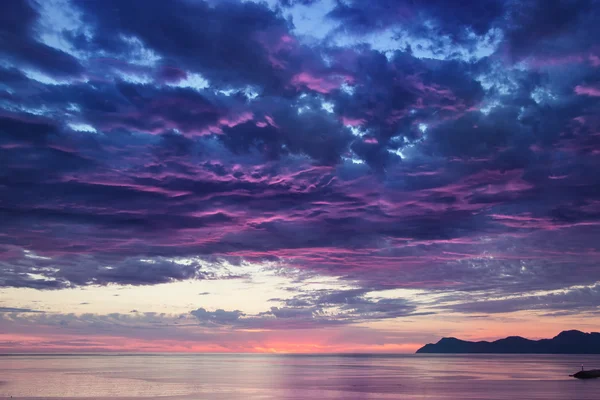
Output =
[{"x1": 1, "y1": 353, "x2": 600, "y2": 399}]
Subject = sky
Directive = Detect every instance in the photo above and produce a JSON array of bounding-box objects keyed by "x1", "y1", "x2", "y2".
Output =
[{"x1": 1, "y1": 0, "x2": 600, "y2": 354}]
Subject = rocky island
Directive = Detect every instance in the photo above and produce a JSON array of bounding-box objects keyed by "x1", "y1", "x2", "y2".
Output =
[{"x1": 416, "y1": 330, "x2": 600, "y2": 354}]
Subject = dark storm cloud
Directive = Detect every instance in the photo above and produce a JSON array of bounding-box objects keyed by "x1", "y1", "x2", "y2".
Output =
[
  {"x1": 187, "y1": 287, "x2": 422, "y2": 329},
  {"x1": 327, "y1": 0, "x2": 505, "y2": 44},
  {"x1": 327, "y1": 49, "x2": 485, "y2": 165},
  {"x1": 1, "y1": 0, "x2": 600, "y2": 319},
  {"x1": 278, "y1": 0, "x2": 320, "y2": 7},
  {"x1": 501, "y1": 0, "x2": 600, "y2": 64},
  {"x1": 191, "y1": 308, "x2": 244, "y2": 326},
  {"x1": 270, "y1": 287, "x2": 424, "y2": 321},
  {"x1": 0, "y1": 0, "x2": 83, "y2": 78},
  {"x1": 219, "y1": 99, "x2": 354, "y2": 164},
  {"x1": 0, "y1": 254, "x2": 212, "y2": 289},
  {"x1": 438, "y1": 283, "x2": 600, "y2": 315},
  {"x1": 72, "y1": 0, "x2": 296, "y2": 90},
  {"x1": 0, "y1": 113, "x2": 59, "y2": 144}
]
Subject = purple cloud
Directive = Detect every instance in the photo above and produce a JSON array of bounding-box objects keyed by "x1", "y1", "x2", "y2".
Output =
[{"x1": 1, "y1": 0, "x2": 600, "y2": 326}]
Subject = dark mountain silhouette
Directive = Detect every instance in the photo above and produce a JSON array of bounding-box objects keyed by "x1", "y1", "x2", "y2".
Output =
[{"x1": 416, "y1": 330, "x2": 600, "y2": 354}]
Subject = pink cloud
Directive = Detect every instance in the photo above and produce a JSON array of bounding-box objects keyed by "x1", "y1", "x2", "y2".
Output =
[
  {"x1": 290, "y1": 72, "x2": 354, "y2": 94},
  {"x1": 279, "y1": 34, "x2": 294, "y2": 44},
  {"x1": 255, "y1": 31, "x2": 297, "y2": 70},
  {"x1": 341, "y1": 116, "x2": 365, "y2": 126},
  {"x1": 0, "y1": 143, "x2": 28, "y2": 149},
  {"x1": 407, "y1": 76, "x2": 456, "y2": 100},
  {"x1": 490, "y1": 213, "x2": 600, "y2": 231},
  {"x1": 574, "y1": 85, "x2": 600, "y2": 97},
  {"x1": 526, "y1": 54, "x2": 586, "y2": 68},
  {"x1": 525, "y1": 50, "x2": 600, "y2": 68},
  {"x1": 404, "y1": 170, "x2": 441, "y2": 177},
  {"x1": 62, "y1": 177, "x2": 192, "y2": 198},
  {"x1": 265, "y1": 115, "x2": 279, "y2": 128},
  {"x1": 219, "y1": 111, "x2": 254, "y2": 128},
  {"x1": 529, "y1": 144, "x2": 543, "y2": 152}
]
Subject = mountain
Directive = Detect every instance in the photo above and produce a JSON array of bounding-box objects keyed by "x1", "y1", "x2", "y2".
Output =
[{"x1": 416, "y1": 330, "x2": 600, "y2": 354}]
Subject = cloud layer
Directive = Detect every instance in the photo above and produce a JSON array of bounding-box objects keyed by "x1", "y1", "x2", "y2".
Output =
[{"x1": 1, "y1": 0, "x2": 600, "y2": 346}]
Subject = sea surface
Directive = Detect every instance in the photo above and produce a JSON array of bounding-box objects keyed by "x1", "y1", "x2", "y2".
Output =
[{"x1": 1, "y1": 353, "x2": 600, "y2": 399}]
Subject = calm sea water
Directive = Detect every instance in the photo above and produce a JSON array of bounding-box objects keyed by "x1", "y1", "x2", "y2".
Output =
[{"x1": 1, "y1": 353, "x2": 600, "y2": 399}]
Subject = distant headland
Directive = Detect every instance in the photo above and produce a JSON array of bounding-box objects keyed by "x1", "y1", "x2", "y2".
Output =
[{"x1": 416, "y1": 330, "x2": 600, "y2": 354}]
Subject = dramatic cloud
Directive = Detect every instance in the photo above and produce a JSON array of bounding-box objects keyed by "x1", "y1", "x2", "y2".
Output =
[
  {"x1": 0, "y1": 0, "x2": 83, "y2": 77},
  {"x1": 1, "y1": 0, "x2": 600, "y2": 351}
]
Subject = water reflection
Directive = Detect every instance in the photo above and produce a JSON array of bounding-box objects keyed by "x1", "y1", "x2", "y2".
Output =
[{"x1": 1, "y1": 354, "x2": 599, "y2": 399}]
